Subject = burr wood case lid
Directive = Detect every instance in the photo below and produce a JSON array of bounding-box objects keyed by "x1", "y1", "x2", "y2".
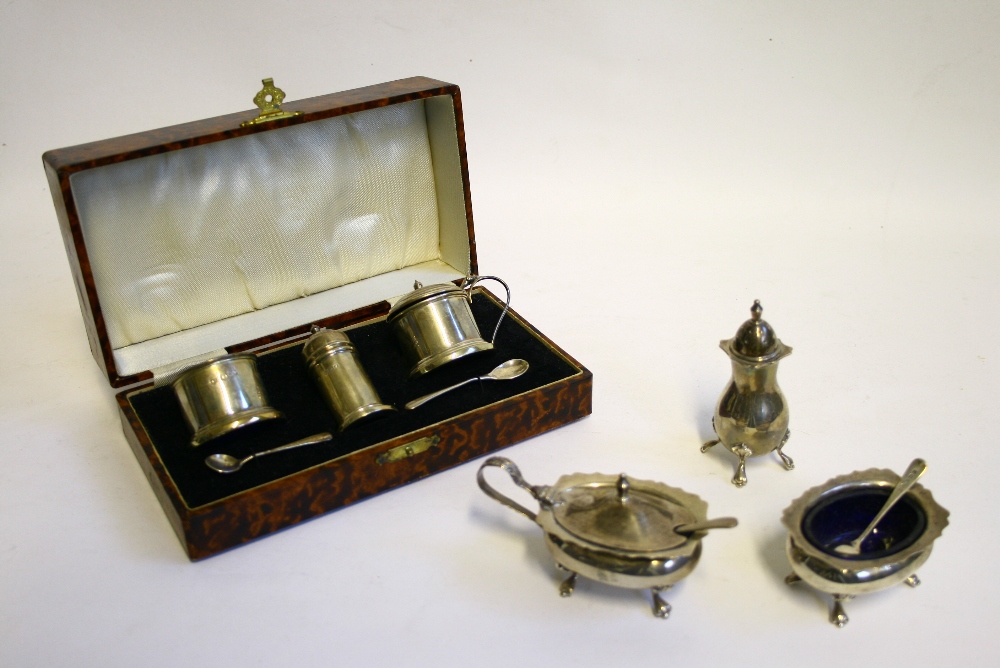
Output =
[{"x1": 43, "y1": 77, "x2": 478, "y2": 388}]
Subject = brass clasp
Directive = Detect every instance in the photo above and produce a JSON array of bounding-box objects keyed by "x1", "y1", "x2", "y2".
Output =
[
  {"x1": 241, "y1": 78, "x2": 304, "y2": 127},
  {"x1": 376, "y1": 435, "x2": 441, "y2": 465}
]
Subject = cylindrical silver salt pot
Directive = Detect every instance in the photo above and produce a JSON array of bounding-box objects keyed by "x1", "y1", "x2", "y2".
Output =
[
  {"x1": 302, "y1": 328, "x2": 395, "y2": 429},
  {"x1": 387, "y1": 276, "x2": 509, "y2": 377},
  {"x1": 172, "y1": 353, "x2": 284, "y2": 446}
]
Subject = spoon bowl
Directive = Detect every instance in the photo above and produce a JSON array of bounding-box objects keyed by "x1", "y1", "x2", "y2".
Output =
[
  {"x1": 206, "y1": 453, "x2": 245, "y2": 474},
  {"x1": 488, "y1": 358, "x2": 530, "y2": 381}
]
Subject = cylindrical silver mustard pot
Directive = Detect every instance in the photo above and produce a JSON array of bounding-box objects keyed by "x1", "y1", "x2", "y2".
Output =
[
  {"x1": 302, "y1": 327, "x2": 395, "y2": 429},
  {"x1": 702, "y1": 300, "x2": 794, "y2": 487},
  {"x1": 172, "y1": 353, "x2": 284, "y2": 447},
  {"x1": 387, "y1": 275, "x2": 510, "y2": 377}
]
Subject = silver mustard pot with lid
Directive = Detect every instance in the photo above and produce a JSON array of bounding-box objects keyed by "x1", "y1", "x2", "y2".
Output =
[{"x1": 387, "y1": 275, "x2": 510, "y2": 377}]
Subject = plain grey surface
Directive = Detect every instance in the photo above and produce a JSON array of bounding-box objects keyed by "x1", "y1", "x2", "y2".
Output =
[{"x1": 1, "y1": 1, "x2": 997, "y2": 665}]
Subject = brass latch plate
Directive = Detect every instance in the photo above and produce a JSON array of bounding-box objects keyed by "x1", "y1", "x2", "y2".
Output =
[{"x1": 376, "y1": 435, "x2": 441, "y2": 465}]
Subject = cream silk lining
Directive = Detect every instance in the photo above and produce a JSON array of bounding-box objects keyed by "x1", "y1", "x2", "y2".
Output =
[{"x1": 70, "y1": 97, "x2": 471, "y2": 378}]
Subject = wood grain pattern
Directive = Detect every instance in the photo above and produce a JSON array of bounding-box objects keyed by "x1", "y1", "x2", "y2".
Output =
[{"x1": 42, "y1": 76, "x2": 478, "y2": 387}]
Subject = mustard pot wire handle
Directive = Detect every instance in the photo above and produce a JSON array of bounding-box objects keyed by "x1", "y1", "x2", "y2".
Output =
[
  {"x1": 461, "y1": 275, "x2": 511, "y2": 344},
  {"x1": 477, "y1": 456, "x2": 548, "y2": 522}
]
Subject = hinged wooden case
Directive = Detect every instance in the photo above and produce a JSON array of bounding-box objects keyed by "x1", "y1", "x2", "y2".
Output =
[{"x1": 43, "y1": 77, "x2": 592, "y2": 560}]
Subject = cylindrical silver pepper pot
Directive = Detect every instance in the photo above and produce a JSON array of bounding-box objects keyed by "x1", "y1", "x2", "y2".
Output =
[
  {"x1": 302, "y1": 327, "x2": 395, "y2": 429},
  {"x1": 701, "y1": 300, "x2": 794, "y2": 487},
  {"x1": 172, "y1": 353, "x2": 284, "y2": 447},
  {"x1": 387, "y1": 275, "x2": 510, "y2": 377}
]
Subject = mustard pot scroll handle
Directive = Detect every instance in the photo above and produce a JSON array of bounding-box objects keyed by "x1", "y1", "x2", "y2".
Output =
[
  {"x1": 477, "y1": 456, "x2": 549, "y2": 522},
  {"x1": 461, "y1": 275, "x2": 511, "y2": 344}
]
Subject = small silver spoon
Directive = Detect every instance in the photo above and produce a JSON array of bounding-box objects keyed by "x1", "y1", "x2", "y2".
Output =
[
  {"x1": 405, "y1": 359, "x2": 529, "y2": 410},
  {"x1": 205, "y1": 432, "x2": 334, "y2": 474},
  {"x1": 674, "y1": 517, "x2": 739, "y2": 535},
  {"x1": 834, "y1": 458, "x2": 928, "y2": 556}
]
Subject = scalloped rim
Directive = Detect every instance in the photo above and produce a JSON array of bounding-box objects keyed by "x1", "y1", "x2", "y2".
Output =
[
  {"x1": 535, "y1": 472, "x2": 710, "y2": 559},
  {"x1": 781, "y1": 467, "x2": 950, "y2": 571}
]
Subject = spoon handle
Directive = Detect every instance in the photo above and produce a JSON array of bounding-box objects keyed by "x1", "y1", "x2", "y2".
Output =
[
  {"x1": 674, "y1": 517, "x2": 739, "y2": 535},
  {"x1": 405, "y1": 377, "x2": 484, "y2": 410},
  {"x1": 848, "y1": 458, "x2": 927, "y2": 551},
  {"x1": 249, "y1": 432, "x2": 334, "y2": 462}
]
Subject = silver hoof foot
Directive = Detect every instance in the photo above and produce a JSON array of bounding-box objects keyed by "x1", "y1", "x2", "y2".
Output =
[
  {"x1": 701, "y1": 439, "x2": 719, "y2": 453},
  {"x1": 559, "y1": 572, "x2": 577, "y2": 597},
  {"x1": 831, "y1": 594, "x2": 852, "y2": 628},
  {"x1": 651, "y1": 586, "x2": 672, "y2": 619},
  {"x1": 731, "y1": 443, "x2": 751, "y2": 487},
  {"x1": 784, "y1": 573, "x2": 802, "y2": 586},
  {"x1": 904, "y1": 574, "x2": 921, "y2": 588}
]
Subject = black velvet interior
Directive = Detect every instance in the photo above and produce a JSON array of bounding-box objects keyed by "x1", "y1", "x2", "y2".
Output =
[
  {"x1": 802, "y1": 488, "x2": 927, "y2": 560},
  {"x1": 129, "y1": 294, "x2": 581, "y2": 509}
]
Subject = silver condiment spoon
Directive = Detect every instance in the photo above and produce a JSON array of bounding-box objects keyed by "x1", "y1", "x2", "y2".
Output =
[
  {"x1": 674, "y1": 517, "x2": 739, "y2": 535},
  {"x1": 405, "y1": 359, "x2": 529, "y2": 410},
  {"x1": 834, "y1": 458, "x2": 927, "y2": 556},
  {"x1": 205, "y1": 432, "x2": 333, "y2": 474}
]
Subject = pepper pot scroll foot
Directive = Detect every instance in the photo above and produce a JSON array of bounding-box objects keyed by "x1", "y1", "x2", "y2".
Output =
[
  {"x1": 776, "y1": 429, "x2": 794, "y2": 470},
  {"x1": 784, "y1": 573, "x2": 802, "y2": 585},
  {"x1": 701, "y1": 417, "x2": 720, "y2": 453},
  {"x1": 731, "y1": 443, "x2": 752, "y2": 487},
  {"x1": 830, "y1": 594, "x2": 852, "y2": 628},
  {"x1": 904, "y1": 574, "x2": 921, "y2": 588},
  {"x1": 559, "y1": 572, "x2": 577, "y2": 597},
  {"x1": 651, "y1": 585, "x2": 672, "y2": 619}
]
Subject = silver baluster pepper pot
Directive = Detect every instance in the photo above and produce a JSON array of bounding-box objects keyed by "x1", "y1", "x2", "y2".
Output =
[{"x1": 702, "y1": 300, "x2": 794, "y2": 487}]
